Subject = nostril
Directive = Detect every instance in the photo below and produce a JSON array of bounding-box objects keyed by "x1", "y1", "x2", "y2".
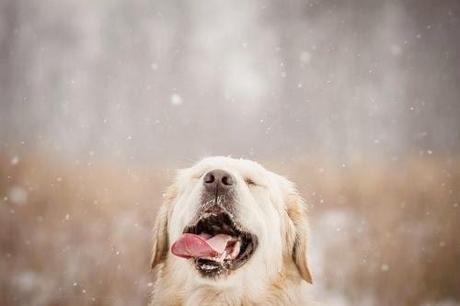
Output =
[
  {"x1": 221, "y1": 175, "x2": 233, "y2": 186},
  {"x1": 204, "y1": 173, "x2": 215, "y2": 184},
  {"x1": 203, "y1": 170, "x2": 234, "y2": 189}
]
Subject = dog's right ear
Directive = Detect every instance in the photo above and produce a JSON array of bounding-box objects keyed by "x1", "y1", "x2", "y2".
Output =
[{"x1": 150, "y1": 184, "x2": 177, "y2": 270}]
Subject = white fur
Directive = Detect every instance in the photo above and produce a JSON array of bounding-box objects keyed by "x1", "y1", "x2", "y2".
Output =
[{"x1": 149, "y1": 157, "x2": 315, "y2": 306}]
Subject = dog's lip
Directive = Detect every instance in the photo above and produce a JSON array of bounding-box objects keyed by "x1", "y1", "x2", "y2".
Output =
[
  {"x1": 226, "y1": 231, "x2": 258, "y2": 269},
  {"x1": 182, "y1": 211, "x2": 258, "y2": 276}
]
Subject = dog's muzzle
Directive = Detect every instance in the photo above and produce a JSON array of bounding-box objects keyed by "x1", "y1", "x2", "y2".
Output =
[{"x1": 170, "y1": 169, "x2": 258, "y2": 278}]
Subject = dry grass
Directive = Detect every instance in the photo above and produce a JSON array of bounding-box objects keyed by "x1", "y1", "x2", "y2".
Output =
[
  {"x1": 274, "y1": 157, "x2": 460, "y2": 305},
  {"x1": 0, "y1": 153, "x2": 459, "y2": 306}
]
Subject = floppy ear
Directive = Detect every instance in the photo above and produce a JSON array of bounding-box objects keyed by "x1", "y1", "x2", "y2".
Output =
[
  {"x1": 150, "y1": 184, "x2": 177, "y2": 270},
  {"x1": 285, "y1": 187, "x2": 313, "y2": 284}
]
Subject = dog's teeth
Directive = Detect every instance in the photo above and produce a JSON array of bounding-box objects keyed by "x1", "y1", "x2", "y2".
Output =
[{"x1": 202, "y1": 264, "x2": 219, "y2": 270}]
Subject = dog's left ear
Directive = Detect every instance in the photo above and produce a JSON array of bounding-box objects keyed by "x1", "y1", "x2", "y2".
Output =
[
  {"x1": 282, "y1": 179, "x2": 313, "y2": 284},
  {"x1": 150, "y1": 184, "x2": 176, "y2": 270}
]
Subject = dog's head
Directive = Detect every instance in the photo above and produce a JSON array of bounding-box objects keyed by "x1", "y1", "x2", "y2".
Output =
[{"x1": 151, "y1": 157, "x2": 312, "y2": 284}]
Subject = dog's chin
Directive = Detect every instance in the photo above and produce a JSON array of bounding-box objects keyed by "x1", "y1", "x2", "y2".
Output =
[{"x1": 183, "y1": 212, "x2": 258, "y2": 279}]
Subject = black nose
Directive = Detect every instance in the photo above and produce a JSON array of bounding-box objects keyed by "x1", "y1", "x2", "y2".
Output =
[{"x1": 203, "y1": 169, "x2": 234, "y2": 191}]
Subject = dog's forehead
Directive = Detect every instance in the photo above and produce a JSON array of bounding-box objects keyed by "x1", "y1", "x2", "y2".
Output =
[{"x1": 191, "y1": 156, "x2": 268, "y2": 177}]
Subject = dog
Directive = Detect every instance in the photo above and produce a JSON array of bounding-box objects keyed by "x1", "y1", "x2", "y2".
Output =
[{"x1": 149, "y1": 156, "x2": 314, "y2": 305}]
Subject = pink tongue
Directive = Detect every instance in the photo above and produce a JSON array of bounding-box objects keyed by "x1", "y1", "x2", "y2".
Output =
[{"x1": 171, "y1": 233, "x2": 233, "y2": 259}]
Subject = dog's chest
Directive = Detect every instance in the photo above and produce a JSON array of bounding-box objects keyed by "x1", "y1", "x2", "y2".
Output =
[{"x1": 183, "y1": 287, "x2": 242, "y2": 306}]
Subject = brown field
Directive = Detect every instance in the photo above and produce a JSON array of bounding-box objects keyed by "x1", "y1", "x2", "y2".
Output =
[{"x1": 0, "y1": 152, "x2": 459, "y2": 306}]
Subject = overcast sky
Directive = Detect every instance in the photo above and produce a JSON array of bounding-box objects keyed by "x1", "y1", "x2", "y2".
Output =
[{"x1": 1, "y1": 0, "x2": 459, "y2": 163}]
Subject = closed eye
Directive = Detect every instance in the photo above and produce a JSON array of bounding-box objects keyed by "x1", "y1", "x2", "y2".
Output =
[{"x1": 245, "y1": 177, "x2": 257, "y2": 186}]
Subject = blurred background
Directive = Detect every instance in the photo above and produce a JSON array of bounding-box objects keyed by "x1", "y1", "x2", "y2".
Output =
[{"x1": 0, "y1": 0, "x2": 459, "y2": 305}]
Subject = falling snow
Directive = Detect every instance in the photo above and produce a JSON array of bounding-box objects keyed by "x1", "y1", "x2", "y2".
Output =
[{"x1": 170, "y1": 94, "x2": 183, "y2": 106}]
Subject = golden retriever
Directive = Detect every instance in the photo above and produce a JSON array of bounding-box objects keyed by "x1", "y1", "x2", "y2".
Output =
[{"x1": 149, "y1": 157, "x2": 314, "y2": 306}]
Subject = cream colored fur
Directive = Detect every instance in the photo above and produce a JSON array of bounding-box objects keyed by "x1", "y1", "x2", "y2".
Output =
[{"x1": 149, "y1": 157, "x2": 314, "y2": 306}]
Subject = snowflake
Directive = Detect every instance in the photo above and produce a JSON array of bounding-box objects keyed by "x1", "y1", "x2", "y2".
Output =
[{"x1": 170, "y1": 94, "x2": 183, "y2": 106}]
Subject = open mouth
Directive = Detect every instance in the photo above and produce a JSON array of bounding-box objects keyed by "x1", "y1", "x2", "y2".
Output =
[{"x1": 171, "y1": 212, "x2": 258, "y2": 277}]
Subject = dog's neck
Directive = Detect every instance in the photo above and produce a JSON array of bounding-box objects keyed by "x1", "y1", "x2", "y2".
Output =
[{"x1": 149, "y1": 258, "x2": 311, "y2": 306}]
